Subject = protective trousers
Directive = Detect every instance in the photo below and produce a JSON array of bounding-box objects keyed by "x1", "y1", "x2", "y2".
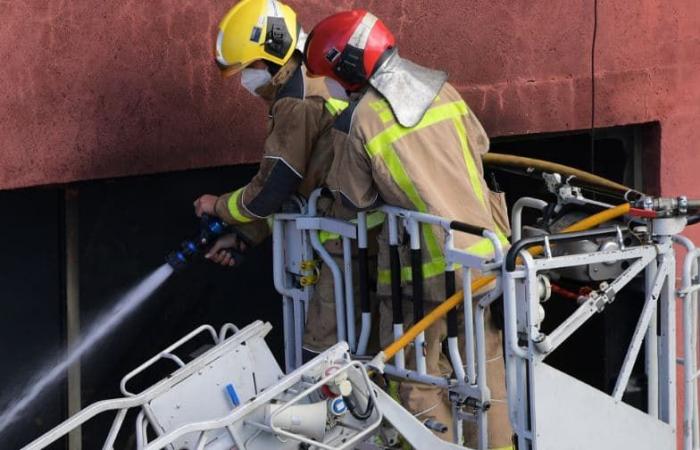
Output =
[
  {"x1": 303, "y1": 255, "x2": 378, "y2": 354},
  {"x1": 379, "y1": 296, "x2": 513, "y2": 449}
]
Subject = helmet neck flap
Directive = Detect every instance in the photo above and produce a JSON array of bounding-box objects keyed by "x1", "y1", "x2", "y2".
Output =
[{"x1": 369, "y1": 50, "x2": 448, "y2": 128}]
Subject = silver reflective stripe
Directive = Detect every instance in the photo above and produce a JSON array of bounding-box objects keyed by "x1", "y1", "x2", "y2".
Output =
[
  {"x1": 267, "y1": 0, "x2": 280, "y2": 17},
  {"x1": 216, "y1": 31, "x2": 228, "y2": 66},
  {"x1": 296, "y1": 28, "x2": 308, "y2": 52},
  {"x1": 348, "y1": 13, "x2": 379, "y2": 50}
]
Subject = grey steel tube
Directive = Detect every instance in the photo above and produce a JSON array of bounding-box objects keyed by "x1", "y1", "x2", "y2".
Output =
[
  {"x1": 356, "y1": 212, "x2": 372, "y2": 356},
  {"x1": 511, "y1": 197, "x2": 548, "y2": 242},
  {"x1": 307, "y1": 190, "x2": 347, "y2": 344},
  {"x1": 388, "y1": 213, "x2": 406, "y2": 369},
  {"x1": 408, "y1": 219, "x2": 427, "y2": 375},
  {"x1": 343, "y1": 236, "x2": 357, "y2": 353}
]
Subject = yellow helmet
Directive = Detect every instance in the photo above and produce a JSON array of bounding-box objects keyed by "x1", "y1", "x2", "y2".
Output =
[{"x1": 215, "y1": 0, "x2": 299, "y2": 77}]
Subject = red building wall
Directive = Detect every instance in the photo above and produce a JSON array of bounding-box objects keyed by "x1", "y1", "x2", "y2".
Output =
[{"x1": 2, "y1": 1, "x2": 699, "y2": 203}]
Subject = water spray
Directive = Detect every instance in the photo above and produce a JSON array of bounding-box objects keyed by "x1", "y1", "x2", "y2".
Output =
[
  {"x1": 0, "y1": 266, "x2": 174, "y2": 433},
  {"x1": 0, "y1": 214, "x2": 245, "y2": 434}
]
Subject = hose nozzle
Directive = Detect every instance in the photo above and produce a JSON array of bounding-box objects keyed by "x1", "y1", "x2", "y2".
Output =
[{"x1": 166, "y1": 214, "x2": 232, "y2": 271}]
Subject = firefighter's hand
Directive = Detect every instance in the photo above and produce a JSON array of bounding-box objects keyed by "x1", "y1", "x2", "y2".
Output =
[
  {"x1": 194, "y1": 195, "x2": 218, "y2": 217},
  {"x1": 205, "y1": 234, "x2": 247, "y2": 267}
]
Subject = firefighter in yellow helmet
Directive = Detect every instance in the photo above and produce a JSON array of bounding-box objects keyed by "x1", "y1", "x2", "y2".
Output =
[
  {"x1": 195, "y1": 0, "x2": 347, "y2": 230},
  {"x1": 194, "y1": 0, "x2": 369, "y2": 355},
  {"x1": 305, "y1": 10, "x2": 514, "y2": 449}
]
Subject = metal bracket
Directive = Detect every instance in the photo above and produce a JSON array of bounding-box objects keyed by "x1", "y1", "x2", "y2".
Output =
[{"x1": 543, "y1": 172, "x2": 614, "y2": 210}]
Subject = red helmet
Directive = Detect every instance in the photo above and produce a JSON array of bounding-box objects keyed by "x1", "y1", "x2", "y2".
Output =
[{"x1": 304, "y1": 10, "x2": 396, "y2": 91}]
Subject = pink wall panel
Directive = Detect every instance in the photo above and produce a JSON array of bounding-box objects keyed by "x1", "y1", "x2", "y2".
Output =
[{"x1": 1, "y1": 1, "x2": 699, "y2": 201}]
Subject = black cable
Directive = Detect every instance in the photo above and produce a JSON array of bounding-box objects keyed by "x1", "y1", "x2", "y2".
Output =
[
  {"x1": 688, "y1": 214, "x2": 700, "y2": 226},
  {"x1": 590, "y1": 0, "x2": 599, "y2": 172},
  {"x1": 343, "y1": 393, "x2": 374, "y2": 421}
]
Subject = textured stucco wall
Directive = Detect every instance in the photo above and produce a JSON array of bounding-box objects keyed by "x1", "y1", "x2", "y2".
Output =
[
  {"x1": 1, "y1": 0, "x2": 699, "y2": 200},
  {"x1": 1, "y1": 1, "x2": 699, "y2": 446}
]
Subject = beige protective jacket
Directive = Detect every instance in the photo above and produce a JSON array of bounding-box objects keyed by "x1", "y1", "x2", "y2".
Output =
[
  {"x1": 327, "y1": 82, "x2": 510, "y2": 301},
  {"x1": 214, "y1": 54, "x2": 347, "y2": 242}
]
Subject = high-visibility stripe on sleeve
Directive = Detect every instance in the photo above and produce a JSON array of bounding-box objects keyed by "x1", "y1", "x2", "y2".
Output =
[{"x1": 227, "y1": 188, "x2": 254, "y2": 224}]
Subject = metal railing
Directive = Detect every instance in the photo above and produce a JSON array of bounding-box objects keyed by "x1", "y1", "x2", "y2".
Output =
[
  {"x1": 274, "y1": 191, "x2": 700, "y2": 450},
  {"x1": 273, "y1": 189, "x2": 505, "y2": 449},
  {"x1": 679, "y1": 237, "x2": 700, "y2": 450},
  {"x1": 21, "y1": 322, "x2": 271, "y2": 450}
]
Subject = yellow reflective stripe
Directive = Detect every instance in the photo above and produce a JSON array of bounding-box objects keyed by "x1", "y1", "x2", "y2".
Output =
[
  {"x1": 423, "y1": 226, "x2": 443, "y2": 265},
  {"x1": 378, "y1": 229, "x2": 511, "y2": 285},
  {"x1": 377, "y1": 268, "x2": 393, "y2": 285},
  {"x1": 365, "y1": 101, "x2": 468, "y2": 159},
  {"x1": 227, "y1": 188, "x2": 254, "y2": 224},
  {"x1": 378, "y1": 109, "x2": 394, "y2": 124},
  {"x1": 366, "y1": 102, "x2": 471, "y2": 283},
  {"x1": 491, "y1": 447, "x2": 515, "y2": 450},
  {"x1": 365, "y1": 133, "x2": 444, "y2": 264},
  {"x1": 367, "y1": 211, "x2": 387, "y2": 230},
  {"x1": 370, "y1": 137, "x2": 426, "y2": 211},
  {"x1": 465, "y1": 228, "x2": 510, "y2": 257},
  {"x1": 325, "y1": 98, "x2": 350, "y2": 116},
  {"x1": 319, "y1": 211, "x2": 386, "y2": 244},
  {"x1": 453, "y1": 116, "x2": 486, "y2": 209},
  {"x1": 369, "y1": 99, "x2": 389, "y2": 112},
  {"x1": 318, "y1": 230, "x2": 338, "y2": 244}
]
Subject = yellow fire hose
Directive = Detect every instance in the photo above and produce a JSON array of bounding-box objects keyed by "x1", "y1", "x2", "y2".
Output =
[
  {"x1": 483, "y1": 153, "x2": 636, "y2": 195},
  {"x1": 380, "y1": 203, "x2": 631, "y2": 362}
]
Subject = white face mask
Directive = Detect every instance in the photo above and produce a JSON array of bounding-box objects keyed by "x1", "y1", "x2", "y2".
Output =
[{"x1": 240, "y1": 68, "x2": 272, "y2": 96}]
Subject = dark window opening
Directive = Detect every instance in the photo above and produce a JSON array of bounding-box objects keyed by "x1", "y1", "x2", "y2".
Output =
[
  {"x1": 490, "y1": 123, "x2": 660, "y2": 411},
  {"x1": 0, "y1": 165, "x2": 282, "y2": 449}
]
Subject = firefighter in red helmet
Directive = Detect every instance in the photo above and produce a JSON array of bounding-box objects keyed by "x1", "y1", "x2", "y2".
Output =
[{"x1": 305, "y1": 10, "x2": 513, "y2": 449}]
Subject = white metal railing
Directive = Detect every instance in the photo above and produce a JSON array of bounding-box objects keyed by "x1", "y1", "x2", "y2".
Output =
[
  {"x1": 21, "y1": 322, "x2": 273, "y2": 450},
  {"x1": 679, "y1": 237, "x2": 700, "y2": 450},
  {"x1": 272, "y1": 189, "x2": 505, "y2": 449},
  {"x1": 273, "y1": 190, "x2": 700, "y2": 450},
  {"x1": 501, "y1": 216, "x2": 692, "y2": 450}
]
